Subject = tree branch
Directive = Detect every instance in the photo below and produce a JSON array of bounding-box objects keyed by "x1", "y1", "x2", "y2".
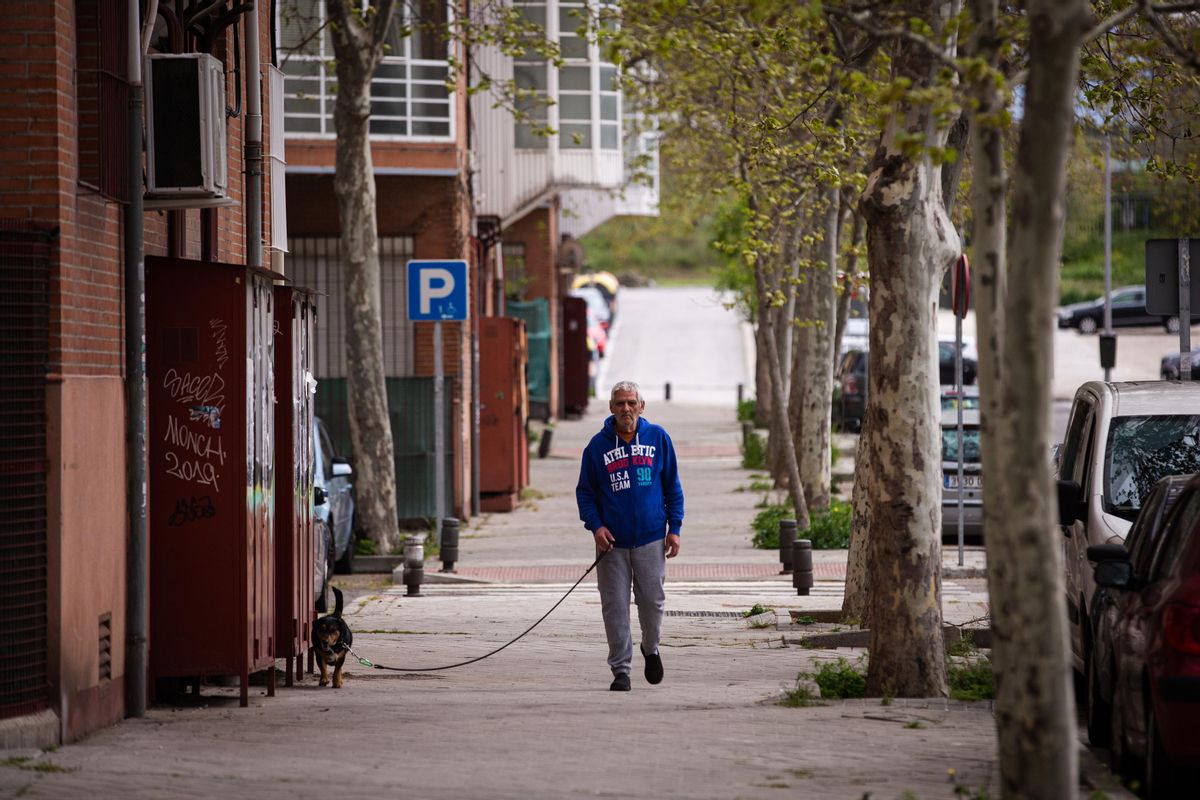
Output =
[{"x1": 824, "y1": 7, "x2": 962, "y2": 75}]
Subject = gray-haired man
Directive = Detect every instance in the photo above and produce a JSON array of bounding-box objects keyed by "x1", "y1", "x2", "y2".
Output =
[{"x1": 576, "y1": 381, "x2": 684, "y2": 691}]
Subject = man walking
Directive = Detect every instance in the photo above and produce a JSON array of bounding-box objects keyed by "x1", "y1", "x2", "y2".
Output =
[{"x1": 576, "y1": 381, "x2": 684, "y2": 691}]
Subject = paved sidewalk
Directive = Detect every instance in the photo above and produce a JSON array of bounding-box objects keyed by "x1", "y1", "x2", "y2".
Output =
[{"x1": 0, "y1": 397, "x2": 1130, "y2": 800}]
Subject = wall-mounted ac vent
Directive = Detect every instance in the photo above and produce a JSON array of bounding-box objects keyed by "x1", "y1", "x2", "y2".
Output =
[{"x1": 144, "y1": 53, "x2": 229, "y2": 202}]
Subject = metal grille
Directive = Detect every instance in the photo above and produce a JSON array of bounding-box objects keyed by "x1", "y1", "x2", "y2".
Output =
[
  {"x1": 75, "y1": 0, "x2": 130, "y2": 202},
  {"x1": 0, "y1": 222, "x2": 53, "y2": 720},
  {"x1": 287, "y1": 236, "x2": 415, "y2": 378}
]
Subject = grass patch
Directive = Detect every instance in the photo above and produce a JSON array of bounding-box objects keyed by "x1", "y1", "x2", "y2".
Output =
[
  {"x1": 743, "y1": 603, "x2": 772, "y2": 618},
  {"x1": 904, "y1": 720, "x2": 926, "y2": 730},
  {"x1": 812, "y1": 657, "x2": 867, "y2": 699},
  {"x1": 748, "y1": 479, "x2": 773, "y2": 492},
  {"x1": 779, "y1": 682, "x2": 825, "y2": 708},
  {"x1": 1, "y1": 757, "x2": 74, "y2": 774},
  {"x1": 741, "y1": 428, "x2": 767, "y2": 469},
  {"x1": 795, "y1": 615, "x2": 817, "y2": 625}
]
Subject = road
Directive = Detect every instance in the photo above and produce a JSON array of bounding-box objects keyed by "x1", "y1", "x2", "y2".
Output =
[{"x1": 597, "y1": 286, "x2": 752, "y2": 406}]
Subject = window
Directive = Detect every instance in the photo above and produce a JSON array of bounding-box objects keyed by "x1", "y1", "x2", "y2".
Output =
[
  {"x1": 512, "y1": 1, "x2": 549, "y2": 149},
  {"x1": 1104, "y1": 415, "x2": 1200, "y2": 519},
  {"x1": 941, "y1": 427, "x2": 982, "y2": 463},
  {"x1": 502, "y1": 242, "x2": 528, "y2": 299},
  {"x1": 75, "y1": 0, "x2": 130, "y2": 201},
  {"x1": 278, "y1": 0, "x2": 453, "y2": 140},
  {"x1": 558, "y1": 66, "x2": 591, "y2": 148}
]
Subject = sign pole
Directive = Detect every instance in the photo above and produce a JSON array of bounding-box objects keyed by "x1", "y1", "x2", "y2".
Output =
[
  {"x1": 951, "y1": 253, "x2": 969, "y2": 568},
  {"x1": 1103, "y1": 137, "x2": 1113, "y2": 381},
  {"x1": 433, "y1": 319, "x2": 445, "y2": 538},
  {"x1": 1182, "y1": 236, "x2": 1192, "y2": 381}
]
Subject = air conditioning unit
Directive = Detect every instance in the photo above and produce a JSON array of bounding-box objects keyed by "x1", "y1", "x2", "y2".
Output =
[{"x1": 144, "y1": 53, "x2": 229, "y2": 200}]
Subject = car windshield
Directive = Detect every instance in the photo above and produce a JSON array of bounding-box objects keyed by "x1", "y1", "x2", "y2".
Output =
[
  {"x1": 1104, "y1": 415, "x2": 1200, "y2": 520},
  {"x1": 941, "y1": 394, "x2": 981, "y2": 411},
  {"x1": 942, "y1": 427, "x2": 982, "y2": 463}
]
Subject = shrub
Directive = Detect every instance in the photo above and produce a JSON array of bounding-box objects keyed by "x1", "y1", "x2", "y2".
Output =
[
  {"x1": 741, "y1": 428, "x2": 767, "y2": 469},
  {"x1": 750, "y1": 499, "x2": 852, "y2": 550},
  {"x1": 751, "y1": 502, "x2": 794, "y2": 549},
  {"x1": 948, "y1": 656, "x2": 995, "y2": 701},
  {"x1": 813, "y1": 658, "x2": 866, "y2": 699},
  {"x1": 737, "y1": 397, "x2": 756, "y2": 422}
]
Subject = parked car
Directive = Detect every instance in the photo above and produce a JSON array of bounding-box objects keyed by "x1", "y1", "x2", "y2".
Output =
[
  {"x1": 314, "y1": 512, "x2": 333, "y2": 612},
  {"x1": 569, "y1": 286, "x2": 612, "y2": 330},
  {"x1": 1160, "y1": 346, "x2": 1200, "y2": 380},
  {"x1": 941, "y1": 410, "x2": 983, "y2": 540},
  {"x1": 832, "y1": 347, "x2": 868, "y2": 432},
  {"x1": 938, "y1": 339, "x2": 977, "y2": 385},
  {"x1": 1056, "y1": 380, "x2": 1200, "y2": 686},
  {"x1": 1091, "y1": 473, "x2": 1200, "y2": 797},
  {"x1": 572, "y1": 271, "x2": 619, "y2": 322},
  {"x1": 940, "y1": 385, "x2": 980, "y2": 412},
  {"x1": 1084, "y1": 474, "x2": 1190, "y2": 748},
  {"x1": 1058, "y1": 284, "x2": 1185, "y2": 334},
  {"x1": 314, "y1": 416, "x2": 356, "y2": 575}
]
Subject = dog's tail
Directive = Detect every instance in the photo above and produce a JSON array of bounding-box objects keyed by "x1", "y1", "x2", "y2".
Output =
[{"x1": 331, "y1": 586, "x2": 343, "y2": 618}]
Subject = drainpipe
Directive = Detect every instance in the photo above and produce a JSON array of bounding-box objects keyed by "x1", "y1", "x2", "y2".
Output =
[
  {"x1": 124, "y1": 0, "x2": 150, "y2": 719},
  {"x1": 244, "y1": 6, "x2": 263, "y2": 269}
]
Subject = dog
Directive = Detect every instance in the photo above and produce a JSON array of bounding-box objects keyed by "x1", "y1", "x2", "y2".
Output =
[{"x1": 312, "y1": 586, "x2": 353, "y2": 688}]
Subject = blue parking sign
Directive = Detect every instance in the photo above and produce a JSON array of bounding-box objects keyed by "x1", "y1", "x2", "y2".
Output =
[{"x1": 407, "y1": 260, "x2": 468, "y2": 321}]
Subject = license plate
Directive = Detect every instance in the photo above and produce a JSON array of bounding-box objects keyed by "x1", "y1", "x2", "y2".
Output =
[{"x1": 944, "y1": 474, "x2": 982, "y2": 489}]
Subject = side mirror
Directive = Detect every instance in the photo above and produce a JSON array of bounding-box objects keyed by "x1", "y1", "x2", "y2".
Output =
[
  {"x1": 1094, "y1": 559, "x2": 1133, "y2": 590},
  {"x1": 1087, "y1": 543, "x2": 1129, "y2": 563},
  {"x1": 331, "y1": 457, "x2": 353, "y2": 478},
  {"x1": 1057, "y1": 480, "x2": 1083, "y2": 528},
  {"x1": 314, "y1": 486, "x2": 328, "y2": 506},
  {"x1": 1051, "y1": 443, "x2": 1062, "y2": 471}
]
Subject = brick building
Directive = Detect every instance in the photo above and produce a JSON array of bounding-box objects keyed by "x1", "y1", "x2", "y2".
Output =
[{"x1": 0, "y1": 1, "x2": 282, "y2": 745}]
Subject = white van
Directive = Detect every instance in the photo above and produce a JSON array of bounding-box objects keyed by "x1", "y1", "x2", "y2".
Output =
[{"x1": 1056, "y1": 381, "x2": 1200, "y2": 676}]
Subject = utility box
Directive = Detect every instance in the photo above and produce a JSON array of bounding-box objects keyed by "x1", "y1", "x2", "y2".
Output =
[
  {"x1": 562, "y1": 296, "x2": 589, "y2": 416},
  {"x1": 273, "y1": 285, "x2": 317, "y2": 685},
  {"x1": 146, "y1": 256, "x2": 277, "y2": 707},
  {"x1": 479, "y1": 317, "x2": 529, "y2": 511}
]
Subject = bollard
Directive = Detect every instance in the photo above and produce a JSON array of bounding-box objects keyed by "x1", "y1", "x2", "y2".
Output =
[
  {"x1": 537, "y1": 426, "x2": 554, "y2": 459},
  {"x1": 792, "y1": 539, "x2": 813, "y2": 596},
  {"x1": 737, "y1": 382, "x2": 744, "y2": 406},
  {"x1": 403, "y1": 534, "x2": 425, "y2": 596},
  {"x1": 439, "y1": 517, "x2": 460, "y2": 572},
  {"x1": 778, "y1": 518, "x2": 797, "y2": 575},
  {"x1": 665, "y1": 382, "x2": 672, "y2": 401}
]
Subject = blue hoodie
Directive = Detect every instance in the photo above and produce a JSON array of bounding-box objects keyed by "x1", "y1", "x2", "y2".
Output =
[{"x1": 576, "y1": 415, "x2": 684, "y2": 548}]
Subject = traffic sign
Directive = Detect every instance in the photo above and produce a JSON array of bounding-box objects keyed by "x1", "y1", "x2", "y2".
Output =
[
  {"x1": 407, "y1": 260, "x2": 468, "y2": 321},
  {"x1": 951, "y1": 253, "x2": 970, "y2": 317}
]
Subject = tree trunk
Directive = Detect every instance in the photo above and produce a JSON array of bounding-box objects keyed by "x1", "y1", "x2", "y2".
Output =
[
  {"x1": 841, "y1": 427, "x2": 872, "y2": 626},
  {"x1": 832, "y1": 207, "x2": 862, "y2": 375},
  {"x1": 859, "y1": 24, "x2": 960, "y2": 697},
  {"x1": 977, "y1": 1, "x2": 1087, "y2": 795},
  {"x1": 792, "y1": 187, "x2": 839, "y2": 510},
  {"x1": 329, "y1": 0, "x2": 401, "y2": 555},
  {"x1": 754, "y1": 316, "x2": 771, "y2": 428}
]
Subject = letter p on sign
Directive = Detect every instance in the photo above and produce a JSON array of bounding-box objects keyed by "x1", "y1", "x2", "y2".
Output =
[{"x1": 407, "y1": 260, "x2": 468, "y2": 321}]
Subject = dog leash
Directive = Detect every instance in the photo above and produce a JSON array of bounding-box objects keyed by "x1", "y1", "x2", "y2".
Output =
[{"x1": 345, "y1": 549, "x2": 608, "y2": 672}]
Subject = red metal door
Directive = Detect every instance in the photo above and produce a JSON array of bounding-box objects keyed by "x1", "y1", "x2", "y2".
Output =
[
  {"x1": 146, "y1": 256, "x2": 276, "y2": 706},
  {"x1": 479, "y1": 318, "x2": 521, "y2": 509},
  {"x1": 562, "y1": 296, "x2": 589, "y2": 415}
]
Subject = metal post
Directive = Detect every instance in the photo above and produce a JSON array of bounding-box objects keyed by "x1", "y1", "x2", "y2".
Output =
[
  {"x1": 1182, "y1": 238, "x2": 1193, "y2": 381},
  {"x1": 434, "y1": 320, "x2": 445, "y2": 537},
  {"x1": 737, "y1": 382, "x2": 744, "y2": 406},
  {"x1": 956, "y1": 312, "x2": 965, "y2": 567},
  {"x1": 664, "y1": 381, "x2": 672, "y2": 401},
  {"x1": 1103, "y1": 136, "x2": 1113, "y2": 381},
  {"x1": 124, "y1": 0, "x2": 148, "y2": 719}
]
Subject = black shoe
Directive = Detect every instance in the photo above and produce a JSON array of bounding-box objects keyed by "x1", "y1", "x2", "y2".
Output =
[
  {"x1": 642, "y1": 647, "x2": 664, "y2": 685},
  {"x1": 609, "y1": 673, "x2": 631, "y2": 692}
]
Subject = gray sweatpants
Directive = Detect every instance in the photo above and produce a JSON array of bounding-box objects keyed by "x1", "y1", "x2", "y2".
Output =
[{"x1": 596, "y1": 540, "x2": 667, "y2": 676}]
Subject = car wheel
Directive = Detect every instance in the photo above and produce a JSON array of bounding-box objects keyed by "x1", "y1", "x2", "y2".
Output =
[
  {"x1": 1078, "y1": 316, "x2": 1099, "y2": 335},
  {"x1": 1165, "y1": 315, "x2": 1181, "y2": 335},
  {"x1": 1146, "y1": 705, "x2": 1190, "y2": 799},
  {"x1": 1086, "y1": 650, "x2": 1112, "y2": 747}
]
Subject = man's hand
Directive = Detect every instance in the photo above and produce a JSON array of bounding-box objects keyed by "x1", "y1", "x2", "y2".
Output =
[
  {"x1": 664, "y1": 533, "x2": 681, "y2": 559},
  {"x1": 594, "y1": 527, "x2": 616, "y2": 552}
]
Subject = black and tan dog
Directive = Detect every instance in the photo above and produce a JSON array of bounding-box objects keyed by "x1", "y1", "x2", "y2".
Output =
[{"x1": 312, "y1": 586, "x2": 353, "y2": 688}]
